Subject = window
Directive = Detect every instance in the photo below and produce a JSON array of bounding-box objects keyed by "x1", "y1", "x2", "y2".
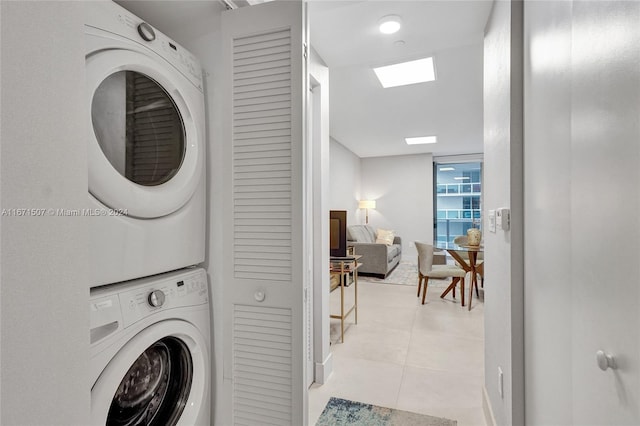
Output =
[
  {"x1": 462, "y1": 196, "x2": 481, "y2": 210},
  {"x1": 434, "y1": 161, "x2": 483, "y2": 246}
]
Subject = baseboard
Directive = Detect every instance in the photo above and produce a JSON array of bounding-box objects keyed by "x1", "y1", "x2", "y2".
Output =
[
  {"x1": 314, "y1": 352, "x2": 333, "y2": 385},
  {"x1": 482, "y1": 386, "x2": 497, "y2": 426}
]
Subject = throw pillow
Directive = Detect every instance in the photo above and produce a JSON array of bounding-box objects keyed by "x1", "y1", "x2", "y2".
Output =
[
  {"x1": 348, "y1": 225, "x2": 375, "y2": 243},
  {"x1": 376, "y1": 228, "x2": 395, "y2": 246}
]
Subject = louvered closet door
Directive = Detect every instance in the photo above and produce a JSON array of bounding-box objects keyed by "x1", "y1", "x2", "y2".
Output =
[{"x1": 221, "y1": 2, "x2": 307, "y2": 425}]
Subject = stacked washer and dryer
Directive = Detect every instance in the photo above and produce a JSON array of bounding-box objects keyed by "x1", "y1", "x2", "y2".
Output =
[{"x1": 86, "y1": 2, "x2": 210, "y2": 425}]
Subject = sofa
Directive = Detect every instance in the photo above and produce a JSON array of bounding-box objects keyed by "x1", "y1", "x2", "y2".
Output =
[{"x1": 347, "y1": 225, "x2": 402, "y2": 278}]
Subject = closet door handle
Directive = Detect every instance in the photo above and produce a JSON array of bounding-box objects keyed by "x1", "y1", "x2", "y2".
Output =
[{"x1": 596, "y1": 350, "x2": 616, "y2": 371}]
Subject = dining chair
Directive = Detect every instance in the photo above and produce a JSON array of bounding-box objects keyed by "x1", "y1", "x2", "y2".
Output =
[
  {"x1": 415, "y1": 241, "x2": 466, "y2": 305},
  {"x1": 453, "y1": 235, "x2": 485, "y2": 291}
]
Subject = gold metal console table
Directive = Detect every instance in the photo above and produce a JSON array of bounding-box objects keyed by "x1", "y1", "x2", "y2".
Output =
[{"x1": 329, "y1": 254, "x2": 361, "y2": 343}]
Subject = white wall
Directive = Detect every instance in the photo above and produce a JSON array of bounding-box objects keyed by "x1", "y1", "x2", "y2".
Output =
[
  {"x1": 483, "y1": 1, "x2": 524, "y2": 425},
  {"x1": 329, "y1": 144, "x2": 435, "y2": 261},
  {"x1": 361, "y1": 154, "x2": 433, "y2": 260},
  {"x1": 524, "y1": 1, "x2": 640, "y2": 424},
  {"x1": 0, "y1": 2, "x2": 89, "y2": 424},
  {"x1": 330, "y1": 141, "x2": 436, "y2": 262},
  {"x1": 309, "y1": 46, "x2": 332, "y2": 384},
  {"x1": 523, "y1": 1, "x2": 573, "y2": 424},
  {"x1": 329, "y1": 138, "x2": 361, "y2": 225}
]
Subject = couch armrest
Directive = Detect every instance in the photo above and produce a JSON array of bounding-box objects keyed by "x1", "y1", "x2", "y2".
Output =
[
  {"x1": 347, "y1": 242, "x2": 388, "y2": 255},
  {"x1": 347, "y1": 241, "x2": 396, "y2": 276}
]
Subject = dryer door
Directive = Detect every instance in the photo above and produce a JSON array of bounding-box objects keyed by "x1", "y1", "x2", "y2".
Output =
[
  {"x1": 87, "y1": 49, "x2": 203, "y2": 218},
  {"x1": 92, "y1": 320, "x2": 208, "y2": 426}
]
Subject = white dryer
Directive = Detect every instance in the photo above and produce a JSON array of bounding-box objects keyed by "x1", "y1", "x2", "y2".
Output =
[
  {"x1": 90, "y1": 267, "x2": 211, "y2": 425},
  {"x1": 85, "y1": 2, "x2": 206, "y2": 287}
]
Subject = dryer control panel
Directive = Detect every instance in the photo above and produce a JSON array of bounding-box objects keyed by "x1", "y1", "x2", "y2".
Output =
[{"x1": 85, "y1": 1, "x2": 204, "y2": 91}]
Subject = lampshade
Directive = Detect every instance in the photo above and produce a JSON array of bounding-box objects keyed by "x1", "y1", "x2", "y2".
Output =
[{"x1": 358, "y1": 200, "x2": 376, "y2": 209}]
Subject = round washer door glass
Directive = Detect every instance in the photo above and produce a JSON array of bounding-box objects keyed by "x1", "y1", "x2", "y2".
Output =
[
  {"x1": 107, "y1": 337, "x2": 192, "y2": 426},
  {"x1": 92, "y1": 71, "x2": 185, "y2": 187}
]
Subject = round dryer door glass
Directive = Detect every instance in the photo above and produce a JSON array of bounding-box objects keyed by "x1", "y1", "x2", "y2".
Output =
[
  {"x1": 107, "y1": 337, "x2": 193, "y2": 426},
  {"x1": 91, "y1": 71, "x2": 185, "y2": 186}
]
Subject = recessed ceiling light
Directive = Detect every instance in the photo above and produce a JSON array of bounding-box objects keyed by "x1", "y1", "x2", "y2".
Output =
[
  {"x1": 378, "y1": 15, "x2": 402, "y2": 34},
  {"x1": 405, "y1": 136, "x2": 437, "y2": 145},
  {"x1": 439, "y1": 167, "x2": 455, "y2": 171},
  {"x1": 454, "y1": 177, "x2": 470, "y2": 180},
  {"x1": 373, "y1": 57, "x2": 436, "y2": 88}
]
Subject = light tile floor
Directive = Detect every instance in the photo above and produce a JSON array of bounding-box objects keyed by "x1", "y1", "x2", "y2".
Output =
[{"x1": 309, "y1": 279, "x2": 486, "y2": 426}]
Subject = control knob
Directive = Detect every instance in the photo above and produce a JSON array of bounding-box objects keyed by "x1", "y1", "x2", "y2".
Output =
[
  {"x1": 137, "y1": 22, "x2": 156, "y2": 42},
  {"x1": 148, "y1": 290, "x2": 166, "y2": 307}
]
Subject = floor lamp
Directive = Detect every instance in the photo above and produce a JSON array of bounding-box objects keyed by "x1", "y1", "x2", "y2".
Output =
[{"x1": 358, "y1": 200, "x2": 376, "y2": 224}]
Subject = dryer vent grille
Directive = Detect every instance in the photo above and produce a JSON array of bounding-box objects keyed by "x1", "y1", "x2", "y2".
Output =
[{"x1": 231, "y1": 29, "x2": 293, "y2": 282}]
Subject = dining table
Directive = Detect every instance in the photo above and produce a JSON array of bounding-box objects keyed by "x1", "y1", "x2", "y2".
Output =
[{"x1": 434, "y1": 241, "x2": 484, "y2": 310}]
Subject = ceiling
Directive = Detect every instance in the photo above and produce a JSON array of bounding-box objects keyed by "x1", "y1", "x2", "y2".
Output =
[
  {"x1": 116, "y1": 0, "x2": 493, "y2": 159},
  {"x1": 115, "y1": 1, "x2": 226, "y2": 43},
  {"x1": 308, "y1": 1, "x2": 493, "y2": 158}
]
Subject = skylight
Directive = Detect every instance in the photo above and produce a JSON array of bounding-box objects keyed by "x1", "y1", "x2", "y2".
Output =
[
  {"x1": 373, "y1": 57, "x2": 436, "y2": 88},
  {"x1": 405, "y1": 136, "x2": 437, "y2": 145}
]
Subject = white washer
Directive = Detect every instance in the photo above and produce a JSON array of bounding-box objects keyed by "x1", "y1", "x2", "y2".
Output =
[
  {"x1": 86, "y1": 2, "x2": 206, "y2": 287},
  {"x1": 90, "y1": 267, "x2": 211, "y2": 425}
]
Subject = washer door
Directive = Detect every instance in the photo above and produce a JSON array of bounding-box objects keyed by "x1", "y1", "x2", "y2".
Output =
[
  {"x1": 92, "y1": 321, "x2": 208, "y2": 426},
  {"x1": 87, "y1": 49, "x2": 203, "y2": 218}
]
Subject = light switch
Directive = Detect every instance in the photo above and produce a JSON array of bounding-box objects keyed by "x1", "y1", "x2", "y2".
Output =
[
  {"x1": 488, "y1": 210, "x2": 496, "y2": 233},
  {"x1": 497, "y1": 208, "x2": 510, "y2": 231}
]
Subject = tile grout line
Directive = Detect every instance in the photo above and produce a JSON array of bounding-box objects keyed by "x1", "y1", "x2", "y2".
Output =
[{"x1": 394, "y1": 292, "x2": 420, "y2": 409}]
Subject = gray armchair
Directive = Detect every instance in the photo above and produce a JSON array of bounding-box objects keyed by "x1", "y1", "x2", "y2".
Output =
[{"x1": 347, "y1": 225, "x2": 402, "y2": 277}]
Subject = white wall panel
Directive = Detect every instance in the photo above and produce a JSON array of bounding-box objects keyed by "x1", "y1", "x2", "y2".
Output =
[
  {"x1": 483, "y1": 1, "x2": 524, "y2": 425},
  {"x1": 523, "y1": 1, "x2": 573, "y2": 423},
  {"x1": 361, "y1": 154, "x2": 433, "y2": 260},
  {"x1": 328, "y1": 138, "x2": 361, "y2": 225},
  {"x1": 0, "y1": 2, "x2": 89, "y2": 424},
  {"x1": 523, "y1": 1, "x2": 639, "y2": 424}
]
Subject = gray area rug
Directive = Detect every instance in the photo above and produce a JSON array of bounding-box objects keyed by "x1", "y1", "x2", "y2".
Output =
[
  {"x1": 359, "y1": 262, "x2": 449, "y2": 288},
  {"x1": 316, "y1": 397, "x2": 457, "y2": 426}
]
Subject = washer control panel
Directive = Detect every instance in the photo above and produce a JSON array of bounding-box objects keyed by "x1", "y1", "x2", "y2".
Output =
[
  {"x1": 90, "y1": 268, "x2": 208, "y2": 332},
  {"x1": 119, "y1": 268, "x2": 208, "y2": 328},
  {"x1": 148, "y1": 289, "x2": 166, "y2": 307}
]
